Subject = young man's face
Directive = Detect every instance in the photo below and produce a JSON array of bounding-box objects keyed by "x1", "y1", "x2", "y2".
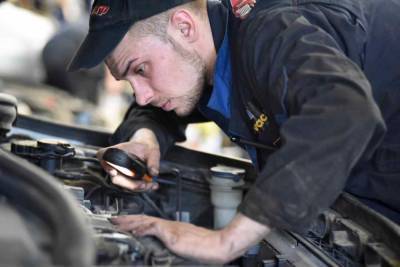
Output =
[{"x1": 106, "y1": 32, "x2": 207, "y2": 116}]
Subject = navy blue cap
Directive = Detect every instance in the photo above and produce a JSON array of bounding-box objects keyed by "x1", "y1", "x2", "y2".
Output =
[{"x1": 68, "y1": 0, "x2": 194, "y2": 71}]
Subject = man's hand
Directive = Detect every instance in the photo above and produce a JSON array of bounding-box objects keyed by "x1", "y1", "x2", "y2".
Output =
[
  {"x1": 110, "y1": 213, "x2": 271, "y2": 264},
  {"x1": 97, "y1": 128, "x2": 160, "y2": 191}
]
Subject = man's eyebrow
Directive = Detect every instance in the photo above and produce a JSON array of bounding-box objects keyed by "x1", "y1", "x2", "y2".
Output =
[{"x1": 121, "y1": 59, "x2": 137, "y2": 79}]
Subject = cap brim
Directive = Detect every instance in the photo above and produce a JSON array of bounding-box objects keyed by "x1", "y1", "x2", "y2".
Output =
[{"x1": 68, "y1": 23, "x2": 132, "y2": 71}]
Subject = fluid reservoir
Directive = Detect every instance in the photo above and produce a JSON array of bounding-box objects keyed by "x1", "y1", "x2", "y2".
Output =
[{"x1": 209, "y1": 165, "x2": 245, "y2": 229}]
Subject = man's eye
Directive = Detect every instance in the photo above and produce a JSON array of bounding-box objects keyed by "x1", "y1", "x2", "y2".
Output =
[{"x1": 135, "y1": 64, "x2": 145, "y2": 75}]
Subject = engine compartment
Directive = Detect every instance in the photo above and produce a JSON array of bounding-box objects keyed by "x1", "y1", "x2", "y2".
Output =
[
  {"x1": 2, "y1": 136, "x2": 217, "y2": 266},
  {"x1": 0, "y1": 99, "x2": 399, "y2": 266}
]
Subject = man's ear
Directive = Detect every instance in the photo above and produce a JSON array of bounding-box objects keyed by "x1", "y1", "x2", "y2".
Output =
[{"x1": 169, "y1": 9, "x2": 198, "y2": 43}]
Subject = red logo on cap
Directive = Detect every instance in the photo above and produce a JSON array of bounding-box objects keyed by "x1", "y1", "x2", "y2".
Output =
[{"x1": 91, "y1": 5, "x2": 110, "y2": 16}]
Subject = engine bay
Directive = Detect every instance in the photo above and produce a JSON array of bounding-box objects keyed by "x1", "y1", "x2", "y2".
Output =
[
  {"x1": 0, "y1": 94, "x2": 399, "y2": 266},
  {"x1": 2, "y1": 135, "x2": 216, "y2": 266}
]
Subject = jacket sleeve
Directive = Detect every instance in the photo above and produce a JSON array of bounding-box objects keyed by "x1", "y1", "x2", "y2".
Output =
[
  {"x1": 110, "y1": 102, "x2": 208, "y2": 156},
  {"x1": 237, "y1": 10, "x2": 386, "y2": 233}
]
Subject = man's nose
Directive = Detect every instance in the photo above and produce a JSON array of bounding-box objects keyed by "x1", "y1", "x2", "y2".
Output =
[{"x1": 130, "y1": 81, "x2": 153, "y2": 106}]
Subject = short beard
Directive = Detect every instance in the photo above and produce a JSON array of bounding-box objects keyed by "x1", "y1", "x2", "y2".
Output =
[{"x1": 166, "y1": 35, "x2": 207, "y2": 116}]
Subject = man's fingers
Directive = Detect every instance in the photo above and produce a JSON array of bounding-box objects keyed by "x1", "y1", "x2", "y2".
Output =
[
  {"x1": 107, "y1": 170, "x2": 157, "y2": 191},
  {"x1": 110, "y1": 215, "x2": 150, "y2": 228},
  {"x1": 151, "y1": 182, "x2": 159, "y2": 190},
  {"x1": 111, "y1": 175, "x2": 147, "y2": 191},
  {"x1": 110, "y1": 214, "x2": 147, "y2": 223},
  {"x1": 96, "y1": 147, "x2": 106, "y2": 160},
  {"x1": 109, "y1": 168, "x2": 118, "y2": 176},
  {"x1": 100, "y1": 160, "x2": 118, "y2": 176},
  {"x1": 146, "y1": 148, "x2": 160, "y2": 176},
  {"x1": 110, "y1": 215, "x2": 159, "y2": 236},
  {"x1": 115, "y1": 220, "x2": 143, "y2": 232},
  {"x1": 111, "y1": 176, "x2": 155, "y2": 191}
]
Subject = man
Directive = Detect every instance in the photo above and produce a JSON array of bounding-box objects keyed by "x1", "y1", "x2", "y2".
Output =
[{"x1": 69, "y1": 0, "x2": 400, "y2": 263}]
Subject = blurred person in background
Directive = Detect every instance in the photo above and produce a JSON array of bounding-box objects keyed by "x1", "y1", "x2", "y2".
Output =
[
  {"x1": 0, "y1": 0, "x2": 56, "y2": 83},
  {"x1": 42, "y1": 25, "x2": 134, "y2": 126},
  {"x1": 0, "y1": 0, "x2": 97, "y2": 90},
  {"x1": 41, "y1": 0, "x2": 105, "y2": 104},
  {"x1": 0, "y1": 0, "x2": 128, "y2": 128},
  {"x1": 42, "y1": 0, "x2": 131, "y2": 123},
  {"x1": 42, "y1": 22, "x2": 104, "y2": 104},
  {"x1": 52, "y1": 0, "x2": 91, "y2": 25}
]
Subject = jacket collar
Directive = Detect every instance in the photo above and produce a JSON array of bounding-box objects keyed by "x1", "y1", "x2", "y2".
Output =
[{"x1": 207, "y1": 1, "x2": 227, "y2": 52}]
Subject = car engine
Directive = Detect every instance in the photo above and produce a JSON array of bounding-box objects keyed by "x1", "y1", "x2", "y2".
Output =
[{"x1": 0, "y1": 92, "x2": 399, "y2": 267}]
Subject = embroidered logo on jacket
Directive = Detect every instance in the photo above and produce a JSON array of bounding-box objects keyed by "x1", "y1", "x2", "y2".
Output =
[
  {"x1": 246, "y1": 101, "x2": 268, "y2": 133},
  {"x1": 253, "y1": 114, "x2": 268, "y2": 133}
]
